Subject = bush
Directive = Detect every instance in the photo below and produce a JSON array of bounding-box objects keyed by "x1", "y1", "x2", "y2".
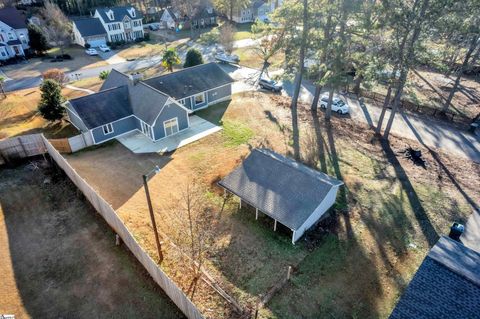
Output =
[
  {"x1": 38, "y1": 79, "x2": 65, "y2": 122},
  {"x1": 99, "y1": 70, "x2": 110, "y2": 80},
  {"x1": 85, "y1": 43, "x2": 91, "y2": 49},
  {"x1": 184, "y1": 48, "x2": 204, "y2": 68},
  {"x1": 143, "y1": 33, "x2": 150, "y2": 41},
  {"x1": 42, "y1": 68, "x2": 68, "y2": 86}
]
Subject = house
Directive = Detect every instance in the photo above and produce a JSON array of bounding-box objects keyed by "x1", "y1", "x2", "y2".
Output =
[
  {"x1": 94, "y1": 6, "x2": 144, "y2": 43},
  {"x1": 0, "y1": 7, "x2": 29, "y2": 60},
  {"x1": 389, "y1": 236, "x2": 480, "y2": 318},
  {"x1": 65, "y1": 62, "x2": 234, "y2": 145},
  {"x1": 232, "y1": 0, "x2": 272, "y2": 23},
  {"x1": 159, "y1": 6, "x2": 216, "y2": 30},
  {"x1": 218, "y1": 148, "x2": 344, "y2": 243},
  {"x1": 72, "y1": 17, "x2": 108, "y2": 47}
]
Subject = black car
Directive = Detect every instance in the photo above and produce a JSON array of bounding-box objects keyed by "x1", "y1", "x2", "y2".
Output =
[{"x1": 259, "y1": 78, "x2": 283, "y2": 92}]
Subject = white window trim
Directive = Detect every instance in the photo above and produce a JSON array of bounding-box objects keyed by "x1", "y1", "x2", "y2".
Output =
[
  {"x1": 194, "y1": 93, "x2": 205, "y2": 105},
  {"x1": 163, "y1": 117, "x2": 179, "y2": 137},
  {"x1": 102, "y1": 123, "x2": 114, "y2": 135}
]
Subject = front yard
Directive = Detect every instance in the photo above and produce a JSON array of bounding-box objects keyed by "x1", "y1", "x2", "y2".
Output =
[
  {"x1": 0, "y1": 77, "x2": 103, "y2": 139},
  {"x1": 64, "y1": 92, "x2": 479, "y2": 318}
]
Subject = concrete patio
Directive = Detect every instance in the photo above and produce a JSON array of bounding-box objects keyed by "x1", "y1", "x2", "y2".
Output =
[{"x1": 117, "y1": 115, "x2": 221, "y2": 154}]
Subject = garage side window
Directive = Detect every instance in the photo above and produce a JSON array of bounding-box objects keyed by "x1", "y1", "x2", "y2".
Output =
[
  {"x1": 194, "y1": 93, "x2": 205, "y2": 105},
  {"x1": 102, "y1": 123, "x2": 114, "y2": 135}
]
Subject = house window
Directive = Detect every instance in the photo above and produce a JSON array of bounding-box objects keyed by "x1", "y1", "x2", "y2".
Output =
[
  {"x1": 0, "y1": 49, "x2": 5, "y2": 57},
  {"x1": 194, "y1": 93, "x2": 205, "y2": 105},
  {"x1": 164, "y1": 118, "x2": 179, "y2": 136},
  {"x1": 210, "y1": 17, "x2": 215, "y2": 24},
  {"x1": 179, "y1": 99, "x2": 185, "y2": 105},
  {"x1": 8, "y1": 33, "x2": 14, "y2": 40},
  {"x1": 102, "y1": 123, "x2": 114, "y2": 135},
  {"x1": 0, "y1": 34, "x2": 4, "y2": 42}
]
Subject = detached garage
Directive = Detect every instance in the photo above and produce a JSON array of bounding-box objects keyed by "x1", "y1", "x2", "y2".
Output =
[
  {"x1": 72, "y1": 17, "x2": 107, "y2": 48},
  {"x1": 219, "y1": 148, "x2": 344, "y2": 244}
]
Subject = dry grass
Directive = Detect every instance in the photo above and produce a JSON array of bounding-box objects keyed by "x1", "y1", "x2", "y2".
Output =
[
  {"x1": 0, "y1": 78, "x2": 102, "y2": 139},
  {"x1": 0, "y1": 163, "x2": 183, "y2": 318},
  {"x1": 64, "y1": 92, "x2": 479, "y2": 318},
  {"x1": 233, "y1": 47, "x2": 284, "y2": 71}
]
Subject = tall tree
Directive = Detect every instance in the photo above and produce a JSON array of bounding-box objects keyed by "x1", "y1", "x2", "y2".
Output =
[
  {"x1": 28, "y1": 24, "x2": 49, "y2": 55},
  {"x1": 38, "y1": 79, "x2": 65, "y2": 122},
  {"x1": 39, "y1": 1, "x2": 72, "y2": 55},
  {"x1": 213, "y1": 0, "x2": 250, "y2": 22}
]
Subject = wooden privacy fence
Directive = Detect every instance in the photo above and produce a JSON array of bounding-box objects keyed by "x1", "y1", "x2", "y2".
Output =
[
  {"x1": 48, "y1": 133, "x2": 95, "y2": 154},
  {"x1": 48, "y1": 138, "x2": 72, "y2": 153},
  {"x1": 0, "y1": 134, "x2": 46, "y2": 165},
  {"x1": 41, "y1": 136, "x2": 203, "y2": 319}
]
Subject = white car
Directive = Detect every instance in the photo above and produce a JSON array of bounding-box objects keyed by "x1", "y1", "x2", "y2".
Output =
[
  {"x1": 319, "y1": 94, "x2": 350, "y2": 114},
  {"x1": 98, "y1": 45, "x2": 111, "y2": 52},
  {"x1": 85, "y1": 48, "x2": 98, "y2": 56}
]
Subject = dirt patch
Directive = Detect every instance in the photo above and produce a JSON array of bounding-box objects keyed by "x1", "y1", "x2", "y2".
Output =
[
  {"x1": 0, "y1": 161, "x2": 184, "y2": 318},
  {"x1": 64, "y1": 92, "x2": 479, "y2": 318}
]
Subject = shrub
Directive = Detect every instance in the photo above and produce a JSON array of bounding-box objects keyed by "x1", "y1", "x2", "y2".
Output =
[
  {"x1": 85, "y1": 43, "x2": 91, "y2": 49},
  {"x1": 99, "y1": 70, "x2": 110, "y2": 80},
  {"x1": 42, "y1": 68, "x2": 68, "y2": 86},
  {"x1": 38, "y1": 79, "x2": 65, "y2": 122},
  {"x1": 184, "y1": 48, "x2": 204, "y2": 68},
  {"x1": 143, "y1": 33, "x2": 150, "y2": 41}
]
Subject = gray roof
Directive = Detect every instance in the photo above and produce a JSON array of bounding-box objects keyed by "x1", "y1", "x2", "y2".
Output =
[
  {"x1": 129, "y1": 82, "x2": 170, "y2": 125},
  {"x1": 218, "y1": 149, "x2": 343, "y2": 230},
  {"x1": 73, "y1": 17, "x2": 107, "y2": 37},
  {"x1": 96, "y1": 6, "x2": 143, "y2": 23},
  {"x1": 0, "y1": 7, "x2": 27, "y2": 29},
  {"x1": 100, "y1": 69, "x2": 132, "y2": 91},
  {"x1": 389, "y1": 236, "x2": 480, "y2": 319},
  {"x1": 67, "y1": 86, "x2": 132, "y2": 129},
  {"x1": 143, "y1": 62, "x2": 234, "y2": 100}
]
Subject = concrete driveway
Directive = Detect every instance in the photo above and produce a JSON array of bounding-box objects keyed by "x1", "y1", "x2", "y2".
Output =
[
  {"x1": 98, "y1": 50, "x2": 127, "y2": 64},
  {"x1": 117, "y1": 115, "x2": 221, "y2": 154}
]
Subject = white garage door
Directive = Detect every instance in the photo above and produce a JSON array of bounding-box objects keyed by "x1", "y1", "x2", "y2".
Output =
[{"x1": 87, "y1": 36, "x2": 106, "y2": 48}]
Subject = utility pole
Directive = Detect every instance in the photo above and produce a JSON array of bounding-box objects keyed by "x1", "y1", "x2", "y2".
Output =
[{"x1": 143, "y1": 166, "x2": 163, "y2": 263}]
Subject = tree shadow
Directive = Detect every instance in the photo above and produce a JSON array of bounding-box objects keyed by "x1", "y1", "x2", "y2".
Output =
[{"x1": 379, "y1": 138, "x2": 439, "y2": 247}]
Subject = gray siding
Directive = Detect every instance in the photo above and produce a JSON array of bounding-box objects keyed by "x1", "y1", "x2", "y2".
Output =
[
  {"x1": 66, "y1": 106, "x2": 88, "y2": 132},
  {"x1": 207, "y1": 84, "x2": 232, "y2": 104},
  {"x1": 152, "y1": 103, "x2": 189, "y2": 140},
  {"x1": 91, "y1": 115, "x2": 137, "y2": 144}
]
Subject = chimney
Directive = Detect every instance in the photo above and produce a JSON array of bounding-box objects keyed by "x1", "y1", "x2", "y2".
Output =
[{"x1": 131, "y1": 72, "x2": 143, "y2": 84}]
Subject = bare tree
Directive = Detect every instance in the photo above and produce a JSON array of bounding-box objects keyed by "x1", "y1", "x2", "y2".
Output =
[
  {"x1": 165, "y1": 180, "x2": 217, "y2": 297},
  {"x1": 39, "y1": 1, "x2": 72, "y2": 55},
  {"x1": 219, "y1": 22, "x2": 235, "y2": 53}
]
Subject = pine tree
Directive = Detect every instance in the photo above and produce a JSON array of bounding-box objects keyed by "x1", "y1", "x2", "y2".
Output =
[
  {"x1": 184, "y1": 49, "x2": 204, "y2": 68},
  {"x1": 38, "y1": 79, "x2": 65, "y2": 122},
  {"x1": 28, "y1": 24, "x2": 49, "y2": 55}
]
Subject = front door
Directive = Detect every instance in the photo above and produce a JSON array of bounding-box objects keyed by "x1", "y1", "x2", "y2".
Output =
[
  {"x1": 13, "y1": 46, "x2": 20, "y2": 55},
  {"x1": 164, "y1": 118, "x2": 179, "y2": 137}
]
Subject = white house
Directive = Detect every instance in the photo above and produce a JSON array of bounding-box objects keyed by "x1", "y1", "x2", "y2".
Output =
[
  {"x1": 93, "y1": 6, "x2": 144, "y2": 43},
  {"x1": 158, "y1": 7, "x2": 179, "y2": 29},
  {"x1": 0, "y1": 7, "x2": 29, "y2": 61},
  {"x1": 232, "y1": 0, "x2": 276, "y2": 23}
]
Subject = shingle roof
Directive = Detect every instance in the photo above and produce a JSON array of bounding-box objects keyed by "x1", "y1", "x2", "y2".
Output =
[
  {"x1": 129, "y1": 82, "x2": 170, "y2": 125},
  {"x1": 67, "y1": 86, "x2": 132, "y2": 129},
  {"x1": 143, "y1": 62, "x2": 234, "y2": 100},
  {"x1": 160, "y1": 7, "x2": 179, "y2": 22},
  {"x1": 218, "y1": 149, "x2": 343, "y2": 230},
  {"x1": 0, "y1": 7, "x2": 27, "y2": 29},
  {"x1": 73, "y1": 17, "x2": 107, "y2": 37},
  {"x1": 100, "y1": 69, "x2": 132, "y2": 91},
  {"x1": 96, "y1": 6, "x2": 143, "y2": 23},
  {"x1": 389, "y1": 236, "x2": 480, "y2": 319}
]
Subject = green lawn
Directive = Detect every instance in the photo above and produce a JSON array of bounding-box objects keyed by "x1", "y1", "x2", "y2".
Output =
[{"x1": 233, "y1": 23, "x2": 254, "y2": 40}]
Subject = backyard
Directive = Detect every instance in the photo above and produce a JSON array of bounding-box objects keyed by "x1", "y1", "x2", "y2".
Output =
[
  {"x1": 64, "y1": 91, "x2": 479, "y2": 318},
  {"x1": 0, "y1": 162, "x2": 184, "y2": 318}
]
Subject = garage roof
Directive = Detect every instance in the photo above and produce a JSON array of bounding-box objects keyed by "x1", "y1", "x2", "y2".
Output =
[
  {"x1": 142, "y1": 62, "x2": 234, "y2": 100},
  {"x1": 73, "y1": 17, "x2": 107, "y2": 37},
  {"x1": 218, "y1": 149, "x2": 343, "y2": 230}
]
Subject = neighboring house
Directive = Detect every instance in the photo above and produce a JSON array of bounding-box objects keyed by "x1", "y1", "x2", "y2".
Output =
[
  {"x1": 0, "y1": 7, "x2": 29, "y2": 60},
  {"x1": 72, "y1": 17, "x2": 107, "y2": 47},
  {"x1": 65, "y1": 63, "x2": 234, "y2": 145},
  {"x1": 159, "y1": 6, "x2": 216, "y2": 30},
  {"x1": 93, "y1": 6, "x2": 144, "y2": 43},
  {"x1": 232, "y1": 0, "x2": 269, "y2": 23},
  {"x1": 219, "y1": 148, "x2": 344, "y2": 243},
  {"x1": 389, "y1": 236, "x2": 480, "y2": 318}
]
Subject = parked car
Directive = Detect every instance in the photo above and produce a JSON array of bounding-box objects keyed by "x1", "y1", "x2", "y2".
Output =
[
  {"x1": 215, "y1": 52, "x2": 240, "y2": 64},
  {"x1": 149, "y1": 24, "x2": 159, "y2": 31},
  {"x1": 259, "y1": 78, "x2": 282, "y2": 92},
  {"x1": 98, "y1": 45, "x2": 111, "y2": 52},
  {"x1": 50, "y1": 55, "x2": 63, "y2": 62},
  {"x1": 85, "y1": 48, "x2": 98, "y2": 56},
  {"x1": 319, "y1": 94, "x2": 350, "y2": 114}
]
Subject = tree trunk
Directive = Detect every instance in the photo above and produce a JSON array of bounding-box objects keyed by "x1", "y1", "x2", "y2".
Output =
[
  {"x1": 443, "y1": 35, "x2": 479, "y2": 113},
  {"x1": 311, "y1": 85, "x2": 322, "y2": 110},
  {"x1": 353, "y1": 74, "x2": 363, "y2": 95},
  {"x1": 290, "y1": 0, "x2": 308, "y2": 160},
  {"x1": 325, "y1": 89, "x2": 334, "y2": 121},
  {"x1": 383, "y1": 0, "x2": 430, "y2": 140},
  {"x1": 375, "y1": 85, "x2": 393, "y2": 135}
]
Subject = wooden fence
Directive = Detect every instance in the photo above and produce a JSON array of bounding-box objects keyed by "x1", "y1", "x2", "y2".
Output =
[
  {"x1": 0, "y1": 134, "x2": 46, "y2": 165},
  {"x1": 41, "y1": 135, "x2": 203, "y2": 319},
  {"x1": 0, "y1": 134, "x2": 203, "y2": 319}
]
